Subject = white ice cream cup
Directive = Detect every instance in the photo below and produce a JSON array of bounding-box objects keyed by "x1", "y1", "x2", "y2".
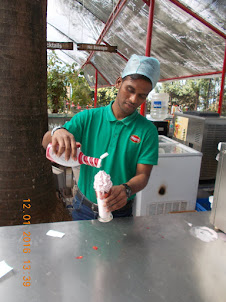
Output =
[{"x1": 96, "y1": 191, "x2": 113, "y2": 223}]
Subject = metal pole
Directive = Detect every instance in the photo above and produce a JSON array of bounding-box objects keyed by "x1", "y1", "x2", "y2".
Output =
[
  {"x1": 94, "y1": 69, "x2": 98, "y2": 108},
  {"x1": 140, "y1": 0, "x2": 155, "y2": 116},
  {"x1": 218, "y1": 42, "x2": 226, "y2": 115},
  {"x1": 145, "y1": 0, "x2": 155, "y2": 57}
]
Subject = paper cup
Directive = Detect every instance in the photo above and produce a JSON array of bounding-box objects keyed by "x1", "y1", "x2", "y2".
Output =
[{"x1": 96, "y1": 191, "x2": 113, "y2": 223}]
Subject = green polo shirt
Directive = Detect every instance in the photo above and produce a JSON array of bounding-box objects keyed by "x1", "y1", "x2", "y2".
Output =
[{"x1": 63, "y1": 101, "x2": 158, "y2": 204}]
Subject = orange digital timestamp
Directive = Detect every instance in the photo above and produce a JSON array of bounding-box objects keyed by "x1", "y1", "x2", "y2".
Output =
[
  {"x1": 23, "y1": 232, "x2": 31, "y2": 287},
  {"x1": 23, "y1": 199, "x2": 31, "y2": 225},
  {"x1": 22, "y1": 199, "x2": 31, "y2": 287}
]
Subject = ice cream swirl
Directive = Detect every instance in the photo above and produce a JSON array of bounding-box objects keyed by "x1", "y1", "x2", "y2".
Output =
[{"x1": 94, "y1": 170, "x2": 112, "y2": 193}]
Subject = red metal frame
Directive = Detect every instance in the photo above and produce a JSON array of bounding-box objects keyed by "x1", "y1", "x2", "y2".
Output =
[
  {"x1": 145, "y1": 0, "x2": 155, "y2": 57},
  {"x1": 218, "y1": 42, "x2": 226, "y2": 115},
  {"x1": 142, "y1": 0, "x2": 225, "y2": 40},
  {"x1": 94, "y1": 69, "x2": 98, "y2": 108},
  {"x1": 82, "y1": 0, "x2": 225, "y2": 114},
  {"x1": 82, "y1": 0, "x2": 128, "y2": 69},
  {"x1": 167, "y1": 0, "x2": 226, "y2": 40},
  {"x1": 115, "y1": 51, "x2": 128, "y2": 62},
  {"x1": 82, "y1": 0, "x2": 128, "y2": 110},
  {"x1": 88, "y1": 62, "x2": 111, "y2": 85},
  {"x1": 142, "y1": 0, "x2": 150, "y2": 5},
  {"x1": 103, "y1": 41, "x2": 128, "y2": 62},
  {"x1": 140, "y1": 0, "x2": 155, "y2": 116},
  {"x1": 159, "y1": 71, "x2": 222, "y2": 82},
  {"x1": 167, "y1": 0, "x2": 226, "y2": 115},
  {"x1": 89, "y1": 62, "x2": 111, "y2": 108},
  {"x1": 141, "y1": 0, "x2": 226, "y2": 115}
]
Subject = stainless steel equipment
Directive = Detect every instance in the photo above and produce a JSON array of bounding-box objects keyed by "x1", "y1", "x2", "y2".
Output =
[
  {"x1": 210, "y1": 142, "x2": 226, "y2": 233},
  {"x1": 173, "y1": 112, "x2": 226, "y2": 180},
  {"x1": 0, "y1": 212, "x2": 225, "y2": 302}
]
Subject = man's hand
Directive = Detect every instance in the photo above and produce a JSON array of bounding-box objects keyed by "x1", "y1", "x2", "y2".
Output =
[
  {"x1": 104, "y1": 185, "x2": 127, "y2": 212},
  {"x1": 103, "y1": 164, "x2": 153, "y2": 212},
  {"x1": 52, "y1": 129, "x2": 77, "y2": 161}
]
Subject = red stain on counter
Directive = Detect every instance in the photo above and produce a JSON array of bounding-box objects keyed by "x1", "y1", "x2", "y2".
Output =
[{"x1": 75, "y1": 256, "x2": 83, "y2": 259}]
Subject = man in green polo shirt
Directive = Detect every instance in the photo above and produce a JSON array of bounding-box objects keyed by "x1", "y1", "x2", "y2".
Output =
[{"x1": 42, "y1": 54, "x2": 160, "y2": 220}]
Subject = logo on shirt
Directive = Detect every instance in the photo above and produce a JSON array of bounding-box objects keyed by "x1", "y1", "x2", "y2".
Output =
[{"x1": 130, "y1": 134, "x2": 141, "y2": 144}]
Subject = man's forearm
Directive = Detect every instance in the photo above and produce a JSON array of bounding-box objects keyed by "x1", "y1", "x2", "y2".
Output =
[
  {"x1": 105, "y1": 165, "x2": 153, "y2": 212},
  {"x1": 126, "y1": 173, "x2": 150, "y2": 195},
  {"x1": 105, "y1": 173, "x2": 150, "y2": 212}
]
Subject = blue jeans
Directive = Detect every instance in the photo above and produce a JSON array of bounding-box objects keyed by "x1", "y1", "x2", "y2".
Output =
[{"x1": 71, "y1": 192, "x2": 133, "y2": 221}]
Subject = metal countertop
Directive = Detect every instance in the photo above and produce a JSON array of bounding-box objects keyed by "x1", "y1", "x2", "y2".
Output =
[{"x1": 0, "y1": 212, "x2": 225, "y2": 302}]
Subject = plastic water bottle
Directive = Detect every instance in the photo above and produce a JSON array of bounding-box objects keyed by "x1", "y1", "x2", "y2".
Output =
[
  {"x1": 150, "y1": 93, "x2": 169, "y2": 120},
  {"x1": 46, "y1": 143, "x2": 108, "y2": 168}
]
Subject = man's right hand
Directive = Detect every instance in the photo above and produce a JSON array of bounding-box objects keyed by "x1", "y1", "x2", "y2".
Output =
[{"x1": 52, "y1": 129, "x2": 77, "y2": 161}]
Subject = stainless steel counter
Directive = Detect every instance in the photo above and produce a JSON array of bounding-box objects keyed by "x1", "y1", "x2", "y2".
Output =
[{"x1": 0, "y1": 212, "x2": 225, "y2": 302}]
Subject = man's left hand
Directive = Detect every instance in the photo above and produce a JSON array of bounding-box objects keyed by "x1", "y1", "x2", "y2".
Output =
[{"x1": 104, "y1": 185, "x2": 127, "y2": 212}]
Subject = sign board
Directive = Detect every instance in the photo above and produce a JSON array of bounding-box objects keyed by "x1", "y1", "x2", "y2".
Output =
[
  {"x1": 174, "y1": 116, "x2": 189, "y2": 141},
  {"x1": 47, "y1": 42, "x2": 73, "y2": 50},
  {"x1": 77, "y1": 43, "x2": 117, "y2": 53}
]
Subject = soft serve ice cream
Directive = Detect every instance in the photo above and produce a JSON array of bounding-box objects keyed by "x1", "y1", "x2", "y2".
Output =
[
  {"x1": 94, "y1": 171, "x2": 113, "y2": 222},
  {"x1": 94, "y1": 170, "x2": 112, "y2": 195}
]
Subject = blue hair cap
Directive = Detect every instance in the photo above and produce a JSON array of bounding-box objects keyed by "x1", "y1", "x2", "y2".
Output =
[{"x1": 121, "y1": 54, "x2": 160, "y2": 90}]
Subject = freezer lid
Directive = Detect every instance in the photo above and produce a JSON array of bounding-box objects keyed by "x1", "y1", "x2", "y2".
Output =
[
  {"x1": 159, "y1": 143, "x2": 202, "y2": 157},
  {"x1": 158, "y1": 135, "x2": 178, "y2": 145}
]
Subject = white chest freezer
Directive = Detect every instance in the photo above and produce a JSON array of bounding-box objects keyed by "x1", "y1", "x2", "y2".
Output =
[
  {"x1": 134, "y1": 137, "x2": 202, "y2": 216},
  {"x1": 158, "y1": 135, "x2": 178, "y2": 145}
]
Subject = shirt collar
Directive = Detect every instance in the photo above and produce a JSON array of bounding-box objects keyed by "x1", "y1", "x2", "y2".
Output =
[{"x1": 106, "y1": 100, "x2": 138, "y2": 125}]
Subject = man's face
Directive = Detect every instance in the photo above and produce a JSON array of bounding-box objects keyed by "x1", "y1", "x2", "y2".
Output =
[{"x1": 115, "y1": 76, "x2": 152, "y2": 116}]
